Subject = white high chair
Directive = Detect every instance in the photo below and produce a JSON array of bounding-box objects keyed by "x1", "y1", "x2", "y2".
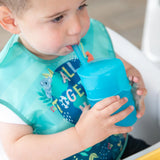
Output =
[
  {"x1": 107, "y1": 27, "x2": 160, "y2": 145},
  {"x1": 1, "y1": 27, "x2": 160, "y2": 159},
  {"x1": 142, "y1": 0, "x2": 160, "y2": 68}
]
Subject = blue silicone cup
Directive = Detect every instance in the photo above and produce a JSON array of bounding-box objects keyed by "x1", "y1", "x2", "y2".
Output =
[{"x1": 78, "y1": 58, "x2": 137, "y2": 127}]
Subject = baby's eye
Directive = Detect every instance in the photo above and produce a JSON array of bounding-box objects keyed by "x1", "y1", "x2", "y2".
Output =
[
  {"x1": 78, "y1": 3, "x2": 88, "y2": 10},
  {"x1": 52, "y1": 15, "x2": 64, "y2": 23}
]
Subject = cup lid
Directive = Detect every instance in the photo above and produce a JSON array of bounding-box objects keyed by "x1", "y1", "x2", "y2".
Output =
[{"x1": 78, "y1": 58, "x2": 131, "y2": 99}]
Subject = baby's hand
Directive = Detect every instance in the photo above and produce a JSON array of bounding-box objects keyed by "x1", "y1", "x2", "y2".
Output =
[
  {"x1": 75, "y1": 96, "x2": 134, "y2": 149},
  {"x1": 116, "y1": 54, "x2": 147, "y2": 119},
  {"x1": 128, "y1": 74, "x2": 147, "y2": 119}
]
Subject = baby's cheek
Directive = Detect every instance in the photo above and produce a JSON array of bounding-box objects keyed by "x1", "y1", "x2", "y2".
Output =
[{"x1": 41, "y1": 38, "x2": 61, "y2": 52}]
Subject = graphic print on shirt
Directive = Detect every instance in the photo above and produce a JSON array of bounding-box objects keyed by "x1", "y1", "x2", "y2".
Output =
[
  {"x1": 38, "y1": 57, "x2": 126, "y2": 160},
  {"x1": 39, "y1": 58, "x2": 89, "y2": 125}
]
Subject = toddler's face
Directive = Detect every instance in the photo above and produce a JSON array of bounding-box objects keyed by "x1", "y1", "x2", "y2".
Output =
[{"x1": 16, "y1": 0, "x2": 90, "y2": 60}]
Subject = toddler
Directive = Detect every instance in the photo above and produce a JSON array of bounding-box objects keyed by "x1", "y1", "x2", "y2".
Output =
[{"x1": 0, "y1": 0, "x2": 148, "y2": 159}]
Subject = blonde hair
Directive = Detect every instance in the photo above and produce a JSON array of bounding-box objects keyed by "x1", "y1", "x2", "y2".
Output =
[{"x1": 0, "y1": 0, "x2": 30, "y2": 15}]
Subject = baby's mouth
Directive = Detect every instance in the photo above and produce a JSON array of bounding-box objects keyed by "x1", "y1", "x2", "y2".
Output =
[
  {"x1": 66, "y1": 42, "x2": 80, "y2": 51},
  {"x1": 66, "y1": 45, "x2": 73, "y2": 51}
]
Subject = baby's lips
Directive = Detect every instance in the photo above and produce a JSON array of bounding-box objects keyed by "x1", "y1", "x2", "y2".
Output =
[
  {"x1": 67, "y1": 42, "x2": 80, "y2": 50},
  {"x1": 66, "y1": 45, "x2": 73, "y2": 50}
]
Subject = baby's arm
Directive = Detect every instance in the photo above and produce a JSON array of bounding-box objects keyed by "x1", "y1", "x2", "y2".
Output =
[
  {"x1": 116, "y1": 54, "x2": 147, "y2": 118},
  {"x1": 0, "y1": 96, "x2": 133, "y2": 160}
]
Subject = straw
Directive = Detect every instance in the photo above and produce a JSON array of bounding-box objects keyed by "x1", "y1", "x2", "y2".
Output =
[{"x1": 72, "y1": 45, "x2": 88, "y2": 66}]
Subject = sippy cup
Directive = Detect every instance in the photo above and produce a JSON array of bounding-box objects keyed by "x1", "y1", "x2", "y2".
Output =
[{"x1": 72, "y1": 45, "x2": 137, "y2": 127}]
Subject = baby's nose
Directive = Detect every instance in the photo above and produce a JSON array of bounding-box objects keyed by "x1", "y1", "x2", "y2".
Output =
[{"x1": 67, "y1": 15, "x2": 82, "y2": 36}]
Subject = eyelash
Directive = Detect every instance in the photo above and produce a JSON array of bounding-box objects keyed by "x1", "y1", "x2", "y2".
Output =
[
  {"x1": 52, "y1": 3, "x2": 88, "y2": 23},
  {"x1": 78, "y1": 3, "x2": 88, "y2": 11},
  {"x1": 52, "y1": 15, "x2": 64, "y2": 23}
]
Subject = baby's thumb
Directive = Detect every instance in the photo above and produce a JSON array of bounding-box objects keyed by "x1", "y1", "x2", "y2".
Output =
[{"x1": 80, "y1": 104, "x2": 90, "y2": 116}]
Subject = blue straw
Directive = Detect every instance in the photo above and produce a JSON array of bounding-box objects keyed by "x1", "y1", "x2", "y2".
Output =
[{"x1": 72, "y1": 45, "x2": 88, "y2": 66}]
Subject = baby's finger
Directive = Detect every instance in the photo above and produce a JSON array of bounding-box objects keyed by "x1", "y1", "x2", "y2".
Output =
[
  {"x1": 109, "y1": 105, "x2": 134, "y2": 124},
  {"x1": 136, "y1": 88, "x2": 147, "y2": 96},
  {"x1": 128, "y1": 76, "x2": 139, "y2": 83},
  {"x1": 136, "y1": 96, "x2": 145, "y2": 118},
  {"x1": 81, "y1": 104, "x2": 90, "y2": 113},
  {"x1": 132, "y1": 76, "x2": 139, "y2": 83},
  {"x1": 79, "y1": 104, "x2": 91, "y2": 119},
  {"x1": 103, "y1": 97, "x2": 128, "y2": 116},
  {"x1": 112, "y1": 126, "x2": 133, "y2": 135},
  {"x1": 94, "y1": 95, "x2": 120, "y2": 110}
]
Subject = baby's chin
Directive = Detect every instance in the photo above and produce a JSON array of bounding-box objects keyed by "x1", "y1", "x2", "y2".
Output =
[{"x1": 39, "y1": 46, "x2": 74, "y2": 58}]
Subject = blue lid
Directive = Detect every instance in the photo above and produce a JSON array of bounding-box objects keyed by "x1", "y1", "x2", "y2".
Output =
[{"x1": 78, "y1": 58, "x2": 131, "y2": 99}]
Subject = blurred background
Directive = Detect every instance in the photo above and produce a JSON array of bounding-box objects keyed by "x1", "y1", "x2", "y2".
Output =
[
  {"x1": 87, "y1": 0, "x2": 146, "y2": 48},
  {"x1": 0, "y1": 0, "x2": 147, "y2": 50}
]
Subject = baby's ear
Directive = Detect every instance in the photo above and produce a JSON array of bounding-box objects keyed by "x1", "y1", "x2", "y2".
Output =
[{"x1": 0, "y1": 6, "x2": 20, "y2": 34}]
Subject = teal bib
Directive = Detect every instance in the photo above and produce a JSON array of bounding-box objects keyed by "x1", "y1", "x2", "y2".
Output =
[{"x1": 0, "y1": 19, "x2": 126, "y2": 160}]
